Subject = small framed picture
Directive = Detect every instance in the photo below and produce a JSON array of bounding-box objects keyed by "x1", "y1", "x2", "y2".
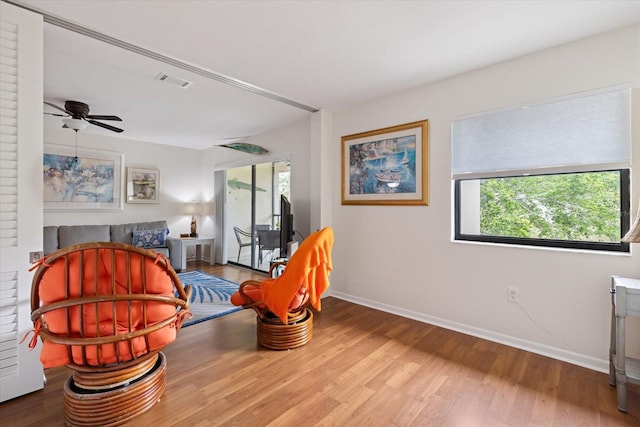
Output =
[{"x1": 126, "y1": 167, "x2": 160, "y2": 204}]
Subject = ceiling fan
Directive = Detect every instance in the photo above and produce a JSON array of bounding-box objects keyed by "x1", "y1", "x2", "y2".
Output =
[{"x1": 44, "y1": 100, "x2": 124, "y2": 133}]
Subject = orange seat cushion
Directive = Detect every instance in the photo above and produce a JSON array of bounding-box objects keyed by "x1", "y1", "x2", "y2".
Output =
[
  {"x1": 230, "y1": 284, "x2": 262, "y2": 307},
  {"x1": 37, "y1": 249, "x2": 177, "y2": 368},
  {"x1": 231, "y1": 281, "x2": 309, "y2": 312}
]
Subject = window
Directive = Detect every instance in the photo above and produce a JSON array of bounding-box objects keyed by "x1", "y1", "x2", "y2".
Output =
[
  {"x1": 455, "y1": 170, "x2": 629, "y2": 251},
  {"x1": 452, "y1": 87, "x2": 631, "y2": 251}
]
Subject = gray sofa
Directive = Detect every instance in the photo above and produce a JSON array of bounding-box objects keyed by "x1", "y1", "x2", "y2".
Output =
[{"x1": 43, "y1": 220, "x2": 183, "y2": 272}]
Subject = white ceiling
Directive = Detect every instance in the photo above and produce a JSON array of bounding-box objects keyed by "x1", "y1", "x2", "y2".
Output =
[{"x1": 15, "y1": 0, "x2": 640, "y2": 150}]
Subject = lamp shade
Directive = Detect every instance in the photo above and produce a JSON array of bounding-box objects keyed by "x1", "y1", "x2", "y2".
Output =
[
  {"x1": 622, "y1": 205, "x2": 640, "y2": 243},
  {"x1": 183, "y1": 202, "x2": 202, "y2": 216}
]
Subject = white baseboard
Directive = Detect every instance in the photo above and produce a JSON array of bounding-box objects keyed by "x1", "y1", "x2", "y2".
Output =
[{"x1": 326, "y1": 290, "x2": 608, "y2": 374}]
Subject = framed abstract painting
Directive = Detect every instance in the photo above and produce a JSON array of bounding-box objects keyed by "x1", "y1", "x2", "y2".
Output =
[{"x1": 43, "y1": 144, "x2": 124, "y2": 211}]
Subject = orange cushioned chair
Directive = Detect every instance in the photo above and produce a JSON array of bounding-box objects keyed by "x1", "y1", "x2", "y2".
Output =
[
  {"x1": 231, "y1": 226, "x2": 333, "y2": 350},
  {"x1": 27, "y1": 242, "x2": 192, "y2": 427}
]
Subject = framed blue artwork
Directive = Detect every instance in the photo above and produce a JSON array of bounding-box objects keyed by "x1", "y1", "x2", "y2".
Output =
[
  {"x1": 43, "y1": 144, "x2": 124, "y2": 211},
  {"x1": 341, "y1": 120, "x2": 429, "y2": 205}
]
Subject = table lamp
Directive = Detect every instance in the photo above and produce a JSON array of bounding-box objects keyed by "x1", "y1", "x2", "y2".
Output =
[{"x1": 183, "y1": 202, "x2": 202, "y2": 237}]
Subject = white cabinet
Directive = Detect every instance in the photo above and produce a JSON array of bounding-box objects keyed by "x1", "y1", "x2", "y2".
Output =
[
  {"x1": 609, "y1": 276, "x2": 640, "y2": 412},
  {"x1": 175, "y1": 236, "x2": 215, "y2": 270}
]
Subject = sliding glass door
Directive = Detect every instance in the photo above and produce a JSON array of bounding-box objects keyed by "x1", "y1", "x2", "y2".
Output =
[
  {"x1": 226, "y1": 160, "x2": 289, "y2": 271},
  {"x1": 227, "y1": 165, "x2": 254, "y2": 267}
]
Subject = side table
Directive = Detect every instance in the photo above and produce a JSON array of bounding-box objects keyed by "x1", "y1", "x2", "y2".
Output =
[
  {"x1": 176, "y1": 236, "x2": 215, "y2": 271},
  {"x1": 609, "y1": 275, "x2": 640, "y2": 412}
]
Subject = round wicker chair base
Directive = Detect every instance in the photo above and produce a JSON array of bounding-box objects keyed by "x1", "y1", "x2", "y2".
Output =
[
  {"x1": 70, "y1": 351, "x2": 160, "y2": 390},
  {"x1": 257, "y1": 308, "x2": 313, "y2": 350},
  {"x1": 63, "y1": 352, "x2": 167, "y2": 427}
]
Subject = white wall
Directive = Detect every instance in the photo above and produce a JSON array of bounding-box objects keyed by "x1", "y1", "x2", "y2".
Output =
[
  {"x1": 330, "y1": 25, "x2": 640, "y2": 371},
  {"x1": 43, "y1": 128, "x2": 205, "y2": 237}
]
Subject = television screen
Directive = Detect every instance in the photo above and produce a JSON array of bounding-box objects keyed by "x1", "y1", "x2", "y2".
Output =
[{"x1": 280, "y1": 195, "x2": 294, "y2": 258}]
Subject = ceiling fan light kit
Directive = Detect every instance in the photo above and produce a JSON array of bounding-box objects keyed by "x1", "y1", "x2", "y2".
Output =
[
  {"x1": 44, "y1": 100, "x2": 124, "y2": 133},
  {"x1": 62, "y1": 118, "x2": 88, "y2": 131}
]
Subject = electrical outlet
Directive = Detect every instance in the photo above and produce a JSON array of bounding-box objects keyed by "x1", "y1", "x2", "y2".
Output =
[
  {"x1": 508, "y1": 286, "x2": 519, "y2": 303},
  {"x1": 29, "y1": 251, "x2": 44, "y2": 263}
]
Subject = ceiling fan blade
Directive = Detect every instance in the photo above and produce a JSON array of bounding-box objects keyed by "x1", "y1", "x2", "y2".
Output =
[
  {"x1": 44, "y1": 112, "x2": 68, "y2": 117},
  {"x1": 44, "y1": 101, "x2": 69, "y2": 114},
  {"x1": 86, "y1": 114, "x2": 122, "y2": 121},
  {"x1": 87, "y1": 119, "x2": 124, "y2": 133}
]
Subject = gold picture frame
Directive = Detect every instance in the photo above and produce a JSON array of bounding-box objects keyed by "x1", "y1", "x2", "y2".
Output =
[
  {"x1": 341, "y1": 120, "x2": 429, "y2": 205},
  {"x1": 126, "y1": 167, "x2": 160, "y2": 204}
]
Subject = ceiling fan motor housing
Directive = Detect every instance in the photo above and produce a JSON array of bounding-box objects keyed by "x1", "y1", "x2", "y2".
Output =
[{"x1": 64, "y1": 100, "x2": 90, "y2": 118}]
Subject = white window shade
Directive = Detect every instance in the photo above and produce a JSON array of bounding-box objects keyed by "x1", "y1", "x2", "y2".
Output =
[{"x1": 452, "y1": 87, "x2": 631, "y2": 179}]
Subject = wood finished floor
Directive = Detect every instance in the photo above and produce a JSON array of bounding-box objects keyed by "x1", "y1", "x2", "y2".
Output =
[{"x1": 1, "y1": 261, "x2": 638, "y2": 426}]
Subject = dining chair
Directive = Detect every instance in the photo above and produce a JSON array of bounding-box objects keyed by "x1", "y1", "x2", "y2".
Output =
[{"x1": 233, "y1": 226, "x2": 254, "y2": 262}]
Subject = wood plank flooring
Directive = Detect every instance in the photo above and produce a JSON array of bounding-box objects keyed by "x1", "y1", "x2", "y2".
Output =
[{"x1": 1, "y1": 262, "x2": 638, "y2": 426}]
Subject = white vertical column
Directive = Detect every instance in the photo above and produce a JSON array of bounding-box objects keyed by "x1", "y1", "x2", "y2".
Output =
[{"x1": 309, "y1": 109, "x2": 333, "y2": 232}]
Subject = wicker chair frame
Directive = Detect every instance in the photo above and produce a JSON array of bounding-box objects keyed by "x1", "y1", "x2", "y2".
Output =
[
  {"x1": 29, "y1": 242, "x2": 191, "y2": 426},
  {"x1": 236, "y1": 261, "x2": 313, "y2": 350}
]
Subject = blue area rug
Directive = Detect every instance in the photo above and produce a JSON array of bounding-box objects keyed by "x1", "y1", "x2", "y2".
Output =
[{"x1": 177, "y1": 270, "x2": 242, "y2": 327}]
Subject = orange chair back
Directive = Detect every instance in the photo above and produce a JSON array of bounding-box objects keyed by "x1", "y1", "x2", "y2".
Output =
[
  {"x1": 29, "y1": 242, "x2": 191, "y2": 368},
  {"x1": 260, "y1": 227, "x2": 334, "y2": 323}
]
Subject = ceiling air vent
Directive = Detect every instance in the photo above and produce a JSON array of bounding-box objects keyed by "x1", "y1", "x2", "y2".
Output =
[{"x1": 154, "y1": 72, "x2": 192, "y2": 89}]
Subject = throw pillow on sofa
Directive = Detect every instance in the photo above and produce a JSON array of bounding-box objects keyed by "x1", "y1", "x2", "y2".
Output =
[{"x1": 132, "y1": 228, "x2": 169, "y2": 249}]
